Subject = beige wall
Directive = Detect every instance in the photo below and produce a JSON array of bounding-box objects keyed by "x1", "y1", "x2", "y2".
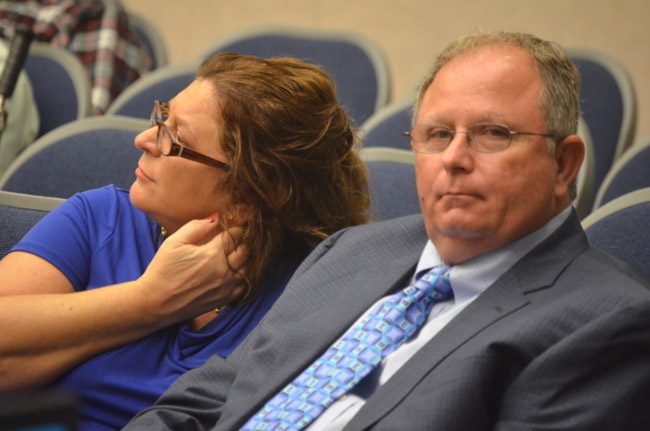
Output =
[{"x1": 123, "y1": 0, "x2": 650, "y2": 142}]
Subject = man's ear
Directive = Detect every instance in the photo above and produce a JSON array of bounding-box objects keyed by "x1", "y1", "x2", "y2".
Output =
[{"x1": 554, "y1": 134, "x2": 585, "y2": 201}]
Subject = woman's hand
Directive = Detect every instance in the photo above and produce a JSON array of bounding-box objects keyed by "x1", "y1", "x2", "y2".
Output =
[{"x1": 137, "y1": 216, "x2": 249, "y2": 325}]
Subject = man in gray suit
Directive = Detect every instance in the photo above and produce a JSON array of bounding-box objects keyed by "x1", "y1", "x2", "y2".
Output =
[{"x1": 125, "y1": 31, "x2": 650, "y2": 430}]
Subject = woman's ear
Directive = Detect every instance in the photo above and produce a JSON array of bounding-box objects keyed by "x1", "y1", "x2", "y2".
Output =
[{"x1": 554, "y1": 134, "x2": 585, "y2": 202}]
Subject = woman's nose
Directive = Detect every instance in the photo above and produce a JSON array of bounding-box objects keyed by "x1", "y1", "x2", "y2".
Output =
[{"x1": 134, "y1": 125, "x2": 160, "y2": 155}]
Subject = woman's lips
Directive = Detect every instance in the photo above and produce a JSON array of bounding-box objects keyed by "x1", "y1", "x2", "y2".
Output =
[{"x1": 135, "y1": 166, "x2": 154, "y2": 182}]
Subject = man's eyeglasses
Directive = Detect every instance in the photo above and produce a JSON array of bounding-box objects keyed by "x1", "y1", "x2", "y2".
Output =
[
  {"x1": 404, "y1": 123, "x2": 558, "y2": 154},
  {"x1": 149, "y1": 100, "x2": 229, "y2": 170}
]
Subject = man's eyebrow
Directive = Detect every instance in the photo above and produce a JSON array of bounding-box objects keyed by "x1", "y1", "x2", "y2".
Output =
[
  {"x1": 416, "y1": 114, "x2": 447, "y2": 125},
  {"x1": 472, "y1": 113, "x2": 504, "y2": 124},
  {"x1": 417, "y1": 113, "x2": 504, "y2": 126}
]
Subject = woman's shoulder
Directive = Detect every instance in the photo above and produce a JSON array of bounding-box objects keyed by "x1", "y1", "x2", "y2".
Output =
[
  {"x1": 59, "y1": 185, "x2": 149, "y2": 239},
  {"x1": 71, "y1": 184, "x2": 131, "y2": 209},
  {"x1": 68, "y1": 184, "x2": 143, "y2": 220}
]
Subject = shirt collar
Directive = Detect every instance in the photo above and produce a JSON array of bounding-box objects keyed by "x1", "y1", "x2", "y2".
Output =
[{"x1": 414, "y1": 206, "x2": 572, "y2": 303}]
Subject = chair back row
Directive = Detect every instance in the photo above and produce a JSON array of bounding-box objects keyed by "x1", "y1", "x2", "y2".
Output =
[
  {"x1": 582, "y1": 187, "x2": 650, "y2": 286},
  {"x1": 567, "y1": 48, "x2": 637, "y2": 195},
  {"x1": 593, "y1": 137, "x2": 650, "y2": 209},
  {"x1": 0, "y1": 191, "x2": 64, "y2": 258},
  {"x1": 107, "y1": 27, "x2": 391, "y2": 127},
  {"x1": 25, "y1": 42, "x2": 92, "y2": 138},
  {"x1": 0, "y1": 116, "x2": 146, "y2": 198}
]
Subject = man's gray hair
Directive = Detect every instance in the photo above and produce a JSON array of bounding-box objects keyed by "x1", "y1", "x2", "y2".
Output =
[{"x1": 414, "y1": 31, "x2": 581, "y2": 142}]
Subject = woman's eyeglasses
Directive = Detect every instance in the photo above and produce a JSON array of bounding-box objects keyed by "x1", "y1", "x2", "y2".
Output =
[{"x1": 149, "y1": 100, "x2": 229, "y2": 170}]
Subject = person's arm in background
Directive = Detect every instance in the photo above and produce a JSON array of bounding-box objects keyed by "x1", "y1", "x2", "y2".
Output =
[
  {"x1": 0, "y1": 41, "x2": 40, "y2": 177},
  {"x1": 0, "y1": 217, "x2": 247, "y2": 393}
]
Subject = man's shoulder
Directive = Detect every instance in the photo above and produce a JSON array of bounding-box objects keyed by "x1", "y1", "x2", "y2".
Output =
[
  {"x1": 574, "y1": 245, "x2": 650, "y2": 297},
  {"x1": 334, "y1": 214, "x2": 426, "y2": 244},
  {"x1": 288, "y1": 214, "x2": 428, "y2": 286},
  {"x1": 316, "y1": 214, "x2": 428, "y2": 261}
]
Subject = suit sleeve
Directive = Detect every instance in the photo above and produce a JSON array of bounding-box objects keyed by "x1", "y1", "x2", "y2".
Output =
[{"x1": 495, "y1": 301, "x2": 650, "y2": 430}]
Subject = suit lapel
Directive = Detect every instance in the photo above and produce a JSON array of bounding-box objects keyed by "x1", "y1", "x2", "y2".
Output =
[{"x1": 346, "y1": 212, "x2": 590, "y2": 430}]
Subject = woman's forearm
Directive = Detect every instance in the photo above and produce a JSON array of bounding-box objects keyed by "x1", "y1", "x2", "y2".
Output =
[{"x1": 0, "y1": 280, "x2": 166, "y2": 392}]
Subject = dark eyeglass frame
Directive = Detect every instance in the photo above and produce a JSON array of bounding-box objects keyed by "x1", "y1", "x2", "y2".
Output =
[
  {"x1": 150, "y1": 100, "x2": 229, "y2": 170},
  {"x1": 404, "y1": 123, "x2": 559, "y2": 154}
]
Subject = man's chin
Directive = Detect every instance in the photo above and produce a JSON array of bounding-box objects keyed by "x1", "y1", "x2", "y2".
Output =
[
  {"x1": 438, "y1": 225, "x2": 487, "y2": 241},
  {"x1": 430, "y1": 211, "x2": 490, "y2": 238}
]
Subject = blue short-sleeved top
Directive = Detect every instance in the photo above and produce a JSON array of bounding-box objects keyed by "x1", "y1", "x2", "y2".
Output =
[{"x1": 11, "y1": 185, "x2": 297, "y2": 430}]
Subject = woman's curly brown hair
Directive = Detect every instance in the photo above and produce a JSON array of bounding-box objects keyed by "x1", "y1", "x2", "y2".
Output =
[{"x1": 197, "y1": 53, "x2": 370, "y2": 303}]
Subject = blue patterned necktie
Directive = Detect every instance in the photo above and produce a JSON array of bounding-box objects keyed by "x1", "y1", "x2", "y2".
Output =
[{"x1": 242, "y1": 265, "x2": 452, "y2": 431}]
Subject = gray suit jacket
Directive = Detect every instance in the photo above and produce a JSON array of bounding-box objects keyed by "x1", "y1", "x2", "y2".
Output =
[{"x1": 125, "y1": 212, "x2": 650, "y2": 430}]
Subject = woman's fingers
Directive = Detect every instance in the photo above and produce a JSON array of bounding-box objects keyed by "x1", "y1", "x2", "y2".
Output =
[{"x1": 164, "y1": 216, "x2": 220, "y2": 247}]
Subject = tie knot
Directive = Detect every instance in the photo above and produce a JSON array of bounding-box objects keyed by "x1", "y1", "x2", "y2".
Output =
[{"x1": 415, "y1": 265, "x2": 452, "y2": 302}]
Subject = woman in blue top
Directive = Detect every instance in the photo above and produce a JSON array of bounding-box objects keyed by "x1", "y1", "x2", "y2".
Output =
[{"x1": 0, "y1": 53, "x2": 369, "y2": 430}]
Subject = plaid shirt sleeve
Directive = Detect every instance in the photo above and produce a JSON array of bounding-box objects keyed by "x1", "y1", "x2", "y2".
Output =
[{"x1": 0, "y1": 0, "x2": 154, "y2": 114}]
